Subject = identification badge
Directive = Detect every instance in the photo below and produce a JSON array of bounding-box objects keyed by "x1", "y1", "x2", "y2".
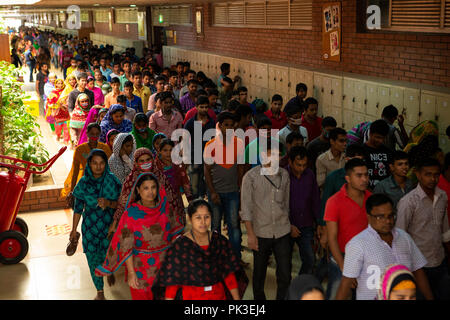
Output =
[{"x1": 204, "y1": 286, "x2": 212, "y2": 292}]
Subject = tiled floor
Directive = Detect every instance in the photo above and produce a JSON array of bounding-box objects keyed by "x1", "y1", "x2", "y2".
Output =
[{"x1": 0, "y1": 209, "x2": 306, "y2": 300}]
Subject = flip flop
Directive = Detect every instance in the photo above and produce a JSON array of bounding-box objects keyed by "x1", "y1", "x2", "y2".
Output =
[{"x1": 66, "y1": 231, "x2": 80, "y2": 256}]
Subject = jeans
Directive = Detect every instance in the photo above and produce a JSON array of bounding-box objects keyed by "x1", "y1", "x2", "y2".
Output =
[
  {"x1": 253, "y1": 233, "x2": 292, "y2": 300},
  {"x1": 186, "y1": 164, "x2": 206, "y2": 199},
  {"x1": 421, "y1": 259, "x2": 450, "y2": 300},
  {"x1": 326, "y1": 254, "x2": 343, "y2": 300},
  {"x1": 39, "y1": 94, "x2": 46, "y2": 117},
  {"x1": 27, "y1": 62, "x2": 34, "y2": 82},
  {"x1": 290, "y1": 226, "x2": 315, "y2": 275},
  {"x1": 51, "y1": 55, "x2": 59, "y2": 69},
  {"x1": 208, "y1": 191, "x2": 242, "y2": 259}
]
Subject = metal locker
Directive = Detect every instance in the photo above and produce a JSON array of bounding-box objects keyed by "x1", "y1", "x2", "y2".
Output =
[
  {"x1": 192, "y1": 51, "x2": 199, "y2": 70},
  {"x1": 366, "y1": 83, "x2": 379, "y2": 117},
  {"x1": 403, "y1": 88, "x2": 421, "y2": 126},
  {"x1": 440, "y1": 135, "x2": 450, "y2": 153},
  {"x1": 420, "y1": 93, "x2": 437, "y2": 122},
  {"x1": 377, "y1": 86, "x2": 391, "y2": 118},
  {"x1": 255, "y1": 63, "x2": 268, "y2": 89},
  {"x1": 208, "y1": 55, "x2": 219, "y2": 83},
  {"x1": 241, "y1": 60, "x2": 252, "y2": 87},
  {"x1": 276, "y1": 66, "x2": 289, "y2": 95},
  {"x1": 268, "y1": 65, "x2": 277, "y2": 91},
  {"x1": 304, "y1": 71, "x2": 314, "y2": 98},
  {"x1": 288, "y1": 68, "x2": 300, "y2": 98},
  {"x1": 437, "y1": 94, "x2": 450, "y2": 135},
  {"x1": 330, "y1": 107, "x2": 343, "y2": 127},
  {"x1": 313, "y1": 74, "x2": 324, "y2": 110},
  {"x1": 354, "y1": 81, "x2": 367, "y2": 114},
  {"x1": 331, "y1": 78, "x2": 342, "y2": 108},
  {"x1": 343, "y1": 79, "x2": 355, "y2": 111},
  {"x1": 249, "y1": 63, "x2": 257, "y2": 86},
  {"x1": 353, "y1": 112, "x2": 366, "y2": 128},
  {"x1": 321, "y1": 76, "x2": 333, "y2": 110},
  {"x1": 390, "y1": 86, "x2": 404, "y2": 110},
  {"x1": 254, "y1": 86, "x2": 268, "y2": 104},
  {"x1": 248, "y1": 85, "x2": 256, "y2": 102}
]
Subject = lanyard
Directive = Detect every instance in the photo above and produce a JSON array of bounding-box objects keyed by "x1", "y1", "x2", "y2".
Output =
[{"x1": 264, "y1": 174, "x2": 281, "y2": 190}]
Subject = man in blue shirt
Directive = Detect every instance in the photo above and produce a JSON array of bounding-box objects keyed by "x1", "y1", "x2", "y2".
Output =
[{"x1": 123, "y1": 81, "x2": 143, "y2": 113}]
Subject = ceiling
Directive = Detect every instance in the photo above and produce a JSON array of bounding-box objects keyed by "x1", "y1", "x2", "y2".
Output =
[{"x1": 3, "y1": 0, "x2": 226, "y2": 8}]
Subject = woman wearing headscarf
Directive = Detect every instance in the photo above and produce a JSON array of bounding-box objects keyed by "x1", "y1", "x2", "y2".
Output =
[
  {"x1": 45, "y1": 78, "x2": 66, "y2": 140},
  {"x1": 108, "y1": 132, "x2": 136, "y2": 184},
  {"x1": 99, "y1": 104, "x2": 133, "y2": 143},
  {"x1": 286, "y1": 274, "x2": 325, "y2": 300},
  {"x1": 70, "y1": 93, "x2": 92, "y2": 148},
  {"x1": 108, "y1": 147, "x2": 187, "y2": 238},
  {"x1": 95, "y1": 173, "x2": 184, "y2": 300},
  {"x1": 68, "y1": 149, "x2": 122, "y2": 300},
  {"x1": 61, "y1": 123, "x2": 112, "y2": 203},
  {"x1": 131, "y1": 113, "x2": 157, "y2": 150},
  {"x1": 78, "y1": 107, "x2": 108, "y2": 146},
  {"x1": 87, "y1": 75, "x2": 105, "y2": 106},
  {"x1": 152, "y1": 199, "x2": 248, "y2": 300},
  {"x1": 151, "y1": 132, "x2": 166, "y2": 157},
  {"x1": 106, "y1": 129, "x2": 120, "y2": 150},
  {"x1": 377, "y1": 264, "x2": 417, "y2": 300}
]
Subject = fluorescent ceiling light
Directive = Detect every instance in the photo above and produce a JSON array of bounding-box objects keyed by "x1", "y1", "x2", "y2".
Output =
[{"x1": 130, "y1": 5, "x2": 136, "y2": 7}]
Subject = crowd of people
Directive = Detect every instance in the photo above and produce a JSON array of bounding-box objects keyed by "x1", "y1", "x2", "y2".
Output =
[{"x1": 9, "y1": 27, "x2": 450, "y2": 301}]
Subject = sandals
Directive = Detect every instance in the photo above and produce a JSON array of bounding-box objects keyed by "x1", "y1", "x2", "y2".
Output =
[{"x1": 66, "y1": 232, "x2": 80, "y2": 256}]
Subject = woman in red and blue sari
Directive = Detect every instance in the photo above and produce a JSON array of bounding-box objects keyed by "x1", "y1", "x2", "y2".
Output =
[{"x1": 96, "y1": 172, "x2": 184, "y2": 300}]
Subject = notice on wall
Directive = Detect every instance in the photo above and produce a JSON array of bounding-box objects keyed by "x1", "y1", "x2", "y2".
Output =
[
  {"x1": 322, "y1": 2, "x2": 341, "y2": 62},
  {"x1": 138, "y1": 12, "x2": 146, "y2": 40}
]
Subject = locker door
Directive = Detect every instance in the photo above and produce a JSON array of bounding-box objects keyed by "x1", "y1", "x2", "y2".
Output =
[
  {"x1": 248, "y1": 85, "x2": 256, "y2": 102},
  {"x1": 197, "y1": 52, "x2": 205, "y2": 72},
  {"x1": 255, "y1": 63, "x2": 268, "y2": 89},
  {"x1": 249, "y1": 63, "x2": 257, "y2": 86},
  {"x1": 404, "y1": 88, "x2": 421, "y2": 126},
  {"x1": 390, "y1": 86, "x2": 404, "y2": 110},
  {"x1": 277, "y1": 66, "x2": 289, "y2": 95},
  {"x1": 321, "y1": 76, "x2": 333, "y2": 111},
  {"x1": 208, "y1": 55, "x2": 219, "y2": 83},
  {"x1": 304, "y1": 71, "x2": 314, "y2": 98},
  {"x1": 342, "y1": 109, "x2": 352, "y2": 129},
  {"x1": 268, "y1": 65, "x2": 277, "y2": 91},
  {"x1": 440, "y1": 135, "x2": 450, "y2": 154},
  {"x1": 377, "y1": 86, "x2": 390, "y2": 118},
  {"x1": 437, "y1": 94, "x2": 450, "y2": 135},
  {"x1": 330, "y1": 107, "x2": 343, "y2": 127},
  {"x1": 343, "y1": 78, "x2": 355, "y2": 111},
  {"x1": 366, "y1": 83, "x2": 378, "y2": 117},
  {"x1": 353, "y1": 112, "x2": 366, "y2": 128},
  {"x1": 420, "y1": 93, "x2": 436, "y2": 122},
  {"x1": 331, "y1": 77, "x2": 342, "y2": 108},
  {"x1": 354, "y1": 81, "x2": 367, "y2": 114},
  {"x1": 242, "y1": 61, "x2": 252, "y2": 87},
  {"x1": 190, "y1": 51, "x2": 198, "y2": 69},
  {"x1": 288, "y1": 68, "x2": 300, "y2": 98},
  {"x1": 313, "y1": 74, "x2": 323, "y2": 110}
]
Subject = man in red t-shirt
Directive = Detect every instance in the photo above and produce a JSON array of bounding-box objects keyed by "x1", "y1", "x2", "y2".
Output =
[
  {"x1": 264, "y1": 94, "x2": 287, "y2": 130},
  {"x1": 301, "y1": 97, "x2": 323, "y2": 142},
  {"x1": 324, "y1": 158, "x2": 371, "y2": 299}
]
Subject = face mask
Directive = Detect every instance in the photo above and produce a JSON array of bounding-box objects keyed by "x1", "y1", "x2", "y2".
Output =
[
  {"x1": 80, "y1": 101, "x2": 89, "y2": 108},
  {"x1": 137, "y1": 127, "x2": 147, "y2": 133},
  {"x1": 89, "y1": 136, "x2": 99, "y2": 141},
  {"x1": 289, "y1": 117, "x2": 302, "y2": 126},
  {"x1": 140, "y1": 161, "x2": 153, "y2": 171}
]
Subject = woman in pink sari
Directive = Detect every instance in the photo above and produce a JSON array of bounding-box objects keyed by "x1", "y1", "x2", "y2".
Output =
[{"x1": 87, "y1": 76, "x2": 105, "y2": 106}]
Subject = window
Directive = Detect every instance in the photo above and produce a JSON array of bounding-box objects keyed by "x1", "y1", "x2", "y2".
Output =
[
  {"x1": 95, "y1": 10, "x2": 109, "y2": 23},
  {"x1": 115, "y1": 8, "x2": 138, "y2": 24},
  {"x1": 212, "y1": 0, "x2": 312, "y2": 29},
  {"x1": 80, "y1": 10, "x2": 89, "y2": 23},
  {"x1": 365, "y1": 0, "x2": 450, "y2": 32},
  {"x1": 152, "y1": 5, "x2": 192, "y2": 26}
]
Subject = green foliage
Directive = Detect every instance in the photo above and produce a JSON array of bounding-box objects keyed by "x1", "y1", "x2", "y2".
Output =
[{"x1": 0, "y1": 61, "x2": 49, "y2": 166}]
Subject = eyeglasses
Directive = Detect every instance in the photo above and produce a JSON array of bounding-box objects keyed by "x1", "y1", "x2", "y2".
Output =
[{"x1": 368, "y1": 213, "x2": 397, "y2": 221}]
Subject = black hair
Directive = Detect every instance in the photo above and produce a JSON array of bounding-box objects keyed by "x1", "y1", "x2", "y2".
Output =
[
  {"x1": 304, "y1": 97, "x2": 318, "y2": 109},
  {"x1": 159, "y1": 91, "x2": 173, "y2": 102},
  {"x1": 288, "y1": 146, "x2": 308, "y2": 162},
  {"x1": 187, "y1": 79, "x2": 199, "y2": 87},
  {"x1": 329, "y1": 127, "x2": 347, "y2": 141},
  {"x1": 271, "y1": 94, "x2": 283, "y2": 103},
  {"x1": 346, "y1": 144, "x2": 366, "y2": 158},
  {"x1": 222, "y1": 77, "x2": 233, "y2": 85},
  {"x1": 256, "y1": 116, "x2": 272, "y2": 129},
  {"x1": 197, "y1": 71, "x2": 207, "y2": 80},
  {"x1": 237, "y1": 86, "x2": 248, "y2": 94},
  {"x1": 77, "y1": 72, "x2": 88, "y2": 81},
  {"x1": 112, "y1": 61, "x2": 120, "y2": 67},
  {"x1": 220, "y1": 63, "x2": 230, "y2": 72},
  {"x1": 390, "y1": 150, "x2": 409, "y2": 164},
  {"x1": 196, "y1": 95, "x2": 209, "y2": 106},
  {"x1": 132, "y1": 71, "x2": 142, "y2": 78},
  {"x1": 366, "y1": 193, "x2": 394, "y2": 215},
  {"x1": 183, "y1": 61, "x2": 190, "y2": 68},
  {"x1": 186, "y1": 70, "x2": 196, "y2": 76},
  {"x1": 227, "y1": 99, "x2": 241, "y2": 112},
  {"x1": 187, "y1": 198, "x2": 212, "y2": 218},
  {"x1": 322, "y1": 116, "x2": 337, "y2": 128},
  {"x1": 117, "y1": 95, "x2": 127, "y2": 104},
  {"x1": 381, "y1": 105, "x2": 399, "y2": 120},
  {"x1": 345, "y1": 158, "x2": 367, "y2": 176},
  {"x1": 133, "y1": 112, "x2": 148, "y2": 125},
  {"x1": 110, "y1": 77, "x2": 120, "y2": 84},
  {"x1": 209, "y1": 89, "x2": 219, "y2": 97},
  {"x1": 446, "y1": 125, "x2": 450, "y2": 138},
  {"x1": 134, "y1": 174, "x2": 159, "y2": 203},
  {"x1": 235, "y1": 104, "x2": 253, "y2": 120},
  {"x1": 416, "y1": 157, "x2": 441, "y2": 171},
  {"x1": 122, "y1": 134, "x2": 134, "y2": 147},
  {"x1": 88, "y1": 149, "x2": 108, "y2": 166},
  {"x1": 286, "y1": 131, "x2": 304, "y2": 144},
  {"x1": 142, "y1": 71, "x2": 151, "y2": 78},
  {"x1": 124, "y1": 81, "x2": 134, "y2": 89},
  {"x1": 155, "y1": 76, "x2": 166, "y2": 83},
  {"x1": 159, "y1": 138, "x2": 175, "y2": 151},
  {"x1": 176, "y1": 61, "x2": 184, "y2": 67},
  {"x1": 169, "y1": 70, "x2": 178, "y2": 78},
  {"x1": 296, "y1": 83, "x2": 307, "y2": 93},
  {"x1": 370, "y1": 119, "x2": 390, "y2": 136},
  {"x1": 122, "y1": 60, "x2": 131, "y2": 66},
  {"x1": 217, "y1": 111, "x2": 236, "y2": 124},
  {"x1": 285, "y1": 103, "x2": 303, "y2": 118},
  {"x1": 197, "y1": 89, "x2": 207, "y2": 96},
  {"x1": 87, "y1": 122, "x2": 101, "y2": 133}
]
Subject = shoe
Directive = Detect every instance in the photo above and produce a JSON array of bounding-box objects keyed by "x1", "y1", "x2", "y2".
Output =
[{"x1": 66, "y1": 231, "x2": 80, "y2": 256}]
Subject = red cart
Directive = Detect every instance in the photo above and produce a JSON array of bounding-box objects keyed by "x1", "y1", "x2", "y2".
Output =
[{"x1": 0, "y1": 146, "x2": 67, "y2": 265}]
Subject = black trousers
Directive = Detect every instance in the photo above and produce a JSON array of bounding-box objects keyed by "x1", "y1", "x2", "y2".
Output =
[{"x1": 252, "y1": 233, "x2": 292, "y2": 300}]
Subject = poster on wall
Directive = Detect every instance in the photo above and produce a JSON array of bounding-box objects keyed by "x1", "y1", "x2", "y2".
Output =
[
  {"x1": 322, "y1": 2, "x2": 341, "y2": 62},
  {"x1": 108, "y1": 10, "x2": 113, "y2": 32},
  {"x1": 138, "y1": 11, "x2": 146, "y2": 40}
]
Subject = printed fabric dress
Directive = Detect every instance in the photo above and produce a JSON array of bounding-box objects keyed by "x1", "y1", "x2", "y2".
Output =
[
  {"x1": 72, "y1": 150, "x2": 122, "y2": 291},
  {"x1": 96, "y1": 173, "x2": 185, "y2": 300}
]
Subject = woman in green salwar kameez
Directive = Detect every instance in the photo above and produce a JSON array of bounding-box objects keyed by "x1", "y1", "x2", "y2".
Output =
[{"x1": 69, "y1": 149, "x2": 122, "y2": 300}]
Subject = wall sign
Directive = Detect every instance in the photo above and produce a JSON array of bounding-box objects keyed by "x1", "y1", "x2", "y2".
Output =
[
  {"x1": 322, "y1": 2, "x2": 341, "y2": 62},
  {"x1": 195, "y1": 7, "x2": 204, "y2": 38},
  {"x1": 138, "y1": 11, "x2": 147, "y2": 40}
]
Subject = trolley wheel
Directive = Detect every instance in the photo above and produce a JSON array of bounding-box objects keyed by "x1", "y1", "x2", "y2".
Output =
[
  {"x1": 0, "y1": 230, "x2": 29, "y2": 265},
  {"x1": 12, "y1": 217, "x2": 29, "y2": 238}
]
